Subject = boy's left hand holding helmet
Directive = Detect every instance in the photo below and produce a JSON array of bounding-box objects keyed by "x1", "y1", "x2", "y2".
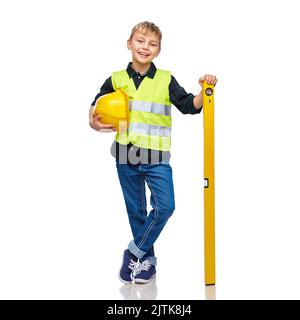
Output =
[{"x1": 193, "y1": 74, "x2": 218, "y2": 110}]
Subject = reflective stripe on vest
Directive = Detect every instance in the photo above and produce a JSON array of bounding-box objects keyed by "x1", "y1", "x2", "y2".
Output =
[
  {"x1": 111, "y1": 69, "x2": 172, "y2": 151},
  {"x1": 129, "y1": 101, "x2": 171, "y2": 116},
  {"x1": 129, "y1": 123, "x2": 171, "y2": 137}
]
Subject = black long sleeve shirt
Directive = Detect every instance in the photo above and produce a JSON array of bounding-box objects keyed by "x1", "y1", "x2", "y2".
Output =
[{"x1": 91, "y1": 62, "x2": 202, "y2": 164}]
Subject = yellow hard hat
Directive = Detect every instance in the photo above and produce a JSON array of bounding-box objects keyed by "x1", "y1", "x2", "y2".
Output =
[{"x1": 94, "y1": 89, "x2": 129, "y2": 132}]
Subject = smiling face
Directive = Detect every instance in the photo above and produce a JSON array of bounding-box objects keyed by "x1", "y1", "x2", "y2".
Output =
[{"x1": 127, "y1": 30, "x2": 161, "y2": 67}]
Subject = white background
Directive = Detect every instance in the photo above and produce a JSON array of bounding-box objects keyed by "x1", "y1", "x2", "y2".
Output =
[{"x1": 0, "y1": 0, "x2": 300, "y2": 300}]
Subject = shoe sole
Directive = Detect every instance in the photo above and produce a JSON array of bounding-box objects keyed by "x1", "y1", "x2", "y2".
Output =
[
  {"x1": 118, "y1": 272, "x2": 132, "y2": 285},
  {"x1": 134, "y1": 274, "x2": 156, "y2": 284}
]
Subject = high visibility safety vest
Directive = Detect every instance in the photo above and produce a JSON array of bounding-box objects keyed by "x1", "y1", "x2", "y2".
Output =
[{"x1": 111, "y1": 69, "x2": 172, "y2": 151}]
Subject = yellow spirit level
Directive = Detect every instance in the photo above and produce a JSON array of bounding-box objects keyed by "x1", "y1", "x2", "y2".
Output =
[{"x1": 203, "y1": 82, "x2": 215, "y2": 285}]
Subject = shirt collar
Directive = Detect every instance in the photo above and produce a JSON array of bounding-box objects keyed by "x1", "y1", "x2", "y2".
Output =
[{"x1": 126, "y1": 62, "x2": 156, "y2": 79}]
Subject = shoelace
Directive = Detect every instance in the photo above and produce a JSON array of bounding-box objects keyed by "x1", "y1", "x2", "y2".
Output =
[{"x1": 128, "y1": 259, "x2": 151, "y2": 280}]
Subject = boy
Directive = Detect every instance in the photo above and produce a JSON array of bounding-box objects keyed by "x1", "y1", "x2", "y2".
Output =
[{"x1": 89, "y1": 21, "x2": 217, "y2": 284}]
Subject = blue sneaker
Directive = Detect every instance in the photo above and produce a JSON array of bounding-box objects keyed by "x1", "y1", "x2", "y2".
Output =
[
  {"x1": 119, "y1": 249, "x2": 139, "y2": 284},
  {"x1": 134, "y1": 259, "x2": 156, "y2": 284}
]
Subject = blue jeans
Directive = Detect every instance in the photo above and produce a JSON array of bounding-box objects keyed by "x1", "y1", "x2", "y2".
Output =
[{"x1": 116, "y1": 161, "x2": 175, "y2": 266}]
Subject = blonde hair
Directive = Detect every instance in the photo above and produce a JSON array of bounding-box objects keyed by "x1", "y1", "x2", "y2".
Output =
[{"x1": 130, "y1": 21, "x2": 162, "y2": 49}]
